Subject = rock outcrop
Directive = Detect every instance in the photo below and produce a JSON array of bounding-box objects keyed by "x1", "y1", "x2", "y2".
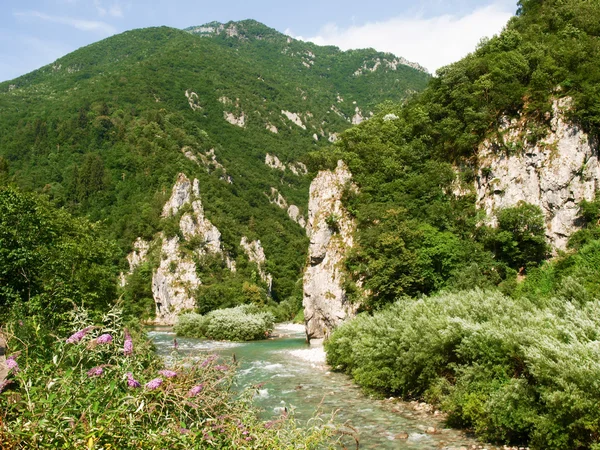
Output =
[
  {"x1": 151, "y1": 173, "x2": 231, "y2": 324},
  {"x1": 476, "y1": 98, "x2": 600, "y2": 250},
  {"x1": 240, "y1": 237, "x2": 273, "y2": 293},
  {"x1": 303, "y1": 160, "x2": 357, "y2": 341}
]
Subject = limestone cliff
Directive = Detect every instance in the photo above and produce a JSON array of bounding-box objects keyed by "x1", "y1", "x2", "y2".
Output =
[
  {"x1": 240, "y1": 237, "x2": 273, "y2": 293},
  {"x1": 476, "y1": 98, "x2": 600, "y2": 250},
  {"x1": 134, "y1": 173, "x2": 232, "y2": 324},
  {"x1": 303, "y1": 161, "x2": 357, "y2": 341}
]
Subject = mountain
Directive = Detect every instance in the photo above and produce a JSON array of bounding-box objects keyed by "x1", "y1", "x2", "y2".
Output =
[{"x1": 0, "y1": 22, "x2": 429, "y2": 316}]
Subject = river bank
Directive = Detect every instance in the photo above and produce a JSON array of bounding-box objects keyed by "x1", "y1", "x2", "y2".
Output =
[{"x1": 149, "y1": 323, "x2": 526, "y2": 449}]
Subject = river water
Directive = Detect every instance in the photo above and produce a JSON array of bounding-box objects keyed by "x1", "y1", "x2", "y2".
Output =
[{"x1": 148, "y1": 324, "x2": 494, "y2": 450}]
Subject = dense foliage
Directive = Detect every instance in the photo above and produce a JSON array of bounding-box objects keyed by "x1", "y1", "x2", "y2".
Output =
[
  {"x1": 174, "y1": 306, "x2": 274, "y2": 341},
  {"x1": 326, "y1": 284, "x2": 600, "y2": 449},
  {"x1": 312, "y1": 0, "x2": 600, "y2": 308},
  {"x1": 0, "y1": 22, "x2": 428, "y2": 315},
  {"x1": 1, "y1": 308, "x2": 335, "y2": 449},
  {"x1": 0, "y1": 186, "x2": 118, "y2": 329}
]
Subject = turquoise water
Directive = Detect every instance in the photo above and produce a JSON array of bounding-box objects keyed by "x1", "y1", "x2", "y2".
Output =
[{"x1": 148, "y1": 325, "x2": 493, "y2": 449}]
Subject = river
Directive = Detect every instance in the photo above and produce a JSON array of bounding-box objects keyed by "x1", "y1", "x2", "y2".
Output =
[{"x1": 149, "y1": 324, "x2": 498, "y2": 449}]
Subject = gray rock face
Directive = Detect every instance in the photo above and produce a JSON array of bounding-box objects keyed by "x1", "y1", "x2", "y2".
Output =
[
  {"x1": 303, "y1": 161, "x2": 358, "y2": 341},
  {"x1": 151, "y1": 173, "x2": 231, "y2": 324},
  {"x1": 152, "y1": 234, "x2": 201, "y2": 325},
  {"x1": 476, "y1": 98, "x2": 600, "y2": 250},
  {"x1": 240, "y1": 237, "x2": 273, "y2": 293}
]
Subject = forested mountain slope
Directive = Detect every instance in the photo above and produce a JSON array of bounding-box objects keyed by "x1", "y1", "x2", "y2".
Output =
[
  {"x1": 317, "y1": 0, "x2": 600, "y2": 308},
  {"x1": 0, "y1": 21, "x2": 429, "y2": 316}
]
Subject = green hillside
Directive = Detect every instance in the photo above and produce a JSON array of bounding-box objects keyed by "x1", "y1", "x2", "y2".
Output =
[
  {"x1": 0, "y1": 22, "x2": 429, "y2": 311},
  {"x1": 320, "y1": 1, "x2": 600, "y2": 447}
]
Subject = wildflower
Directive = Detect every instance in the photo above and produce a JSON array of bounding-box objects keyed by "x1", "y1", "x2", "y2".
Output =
[
  {"x1": 87, "y1": 366, "x2": 103, "y2": 377},
  {"x1": 96, "y1": 334, "x2": 113, "y2": 344},
  {"x1": 179, "y1": 427, "x2": 190, "y2": 435},
  {"x1": 126, "y1": 372, "x2": 141, "y2": 388},
  {"x1": 6, "y1": 356, "x2": 19, "y2": 374},
  {"x1": 187, "y1": 384, "x2": 204, "y2": 397},
  {"x1": 66, "y1": 327, "x2": 91, "y2": 344},
  {"x1": 214, "y1": 365, "x2": 229, "y2": 371},
  {"x1": 200, "y1": 355, "x2": 217, "y2": 367},
  {"x1": 264, "y1": 421, "x2": 274, "y2": 429},
  {"x1": 145, "y1": 378, "x2": 163, "y2": 390},
  {"x1": 158, "y1": 369, "x2": 177, "y2": 378},
  {"x1": 123, "y1": 329, "x2": 133, "y2": 356},
  {"x1": 0, "y1": 379, "x2": 12, "y2": 393}
]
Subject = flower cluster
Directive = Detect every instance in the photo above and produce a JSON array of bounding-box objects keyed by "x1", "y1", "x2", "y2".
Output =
[
  {"x1": 6, "y1": 355, "x2": 19, "y2": 374},
  {"x1": 66, "y1": 327, "x2": 92, "y2": 344},
  {"x1": 158, "y1": 369, "x2": 177, "y2": 378},
  {"x1": 87, "y1": 366, "x2": 104, "y2": 377},
  {"x1": 145, "y1": 378, "x2": 163, "y2": 390},
  {"x1": 123, "y1": 329, "x2": 133, "y2": 356},
  {"x1": 126, "y1": 372, "x2": 141, "y2": 388},
  {"x1": 95, "y1": 334, "x2": 113, "y2": 345}
]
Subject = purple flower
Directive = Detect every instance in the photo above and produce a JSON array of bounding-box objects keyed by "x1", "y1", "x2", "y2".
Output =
[
  {"x1": 87, "y1": 366, "x2": 103, "y2": 377},
  {"x1": 145, "y1": 378, "x2": 163, "y2": 390},
  {"x1": 18, "y1": 320, "x2": 24, "y2": 327},
  {"x1": 96, "y1": 334, "x2": 113, "y2": 344},
  {"x1": 66, "y1": 327, "x2": 91, "y2": 344},
  {"x1": 214, "y1": 365, "x2": 229, "y2": 371},
  {"x1": 6, "y1": 356, "x2": 19, "y2": 374},
  {"x1": 158, "y1": 369, "x2": 177, "y2": 378},
  {"x1": 187, "y1": 384, "x2": 204, "y2": 397},
  {"x1": 0, "y1": 379, "x2": 12, "y2": 394},
  {"x1": 123, "y1": 329, "x2": 133, "y2": 356},
  {"x1": 126, "y1": 372, "x2": 141, "y2": 388},
  {"x1": 179, "y1": 428, "x2": 190, "y2": 435},
  {"x1": 200, "y1": 355, "x2": 217, "y2": 367}
]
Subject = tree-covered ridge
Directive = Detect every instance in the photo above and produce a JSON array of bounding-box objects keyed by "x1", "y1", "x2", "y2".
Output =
[
  {"x1": 312, "y1": 0, "x2": 600, "y2": 308},
  {"x1": 0, "y1": 24, "x2": 428, "y2": 313}
]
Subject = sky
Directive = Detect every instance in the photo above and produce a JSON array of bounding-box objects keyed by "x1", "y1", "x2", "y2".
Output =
[{"x1": 1, "y1": 0, "x2": 518, "y2": 82}]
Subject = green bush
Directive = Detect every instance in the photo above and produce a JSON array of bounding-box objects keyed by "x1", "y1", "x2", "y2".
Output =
[
  {"x1": 173, "y1": 313, "x2": 209, "y2": 338},
  {"x1": 326, "y1": 289, "x2": 600, "y2": 449},
  {"x1": 1, "y1": 307, "x2": 336, "y2": 449},
  {"x1": 175, "y1": 306, "x2": 274, "y2": 341}
]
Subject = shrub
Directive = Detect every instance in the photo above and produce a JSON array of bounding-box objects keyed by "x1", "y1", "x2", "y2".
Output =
[
  {"x1": 326, "y1": 289, "x2": 600, "y2": 449},
  {"x1": 175, "y1": 306, "x2": 274, "y2": 341},
  {"x1": 1, "y1": 307, "x2": 335, "y2": 449}
]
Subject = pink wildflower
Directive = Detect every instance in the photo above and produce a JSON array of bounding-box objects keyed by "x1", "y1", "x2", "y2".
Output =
[
  {"x1": 179, "y1": 428, "x2": 190, "y2": 435},
  {"x1": 187, "y1": 384, "x2": 204, "y2": 397},
  {"x1": 66, "y1": 327, "x2": 91, "y2": 344},
  {"x1": 158, "y1": 369, "x2": 177, "y2": 378},
  {"x1": 126, "y1": 372, "x2": 141, "y2": 388},
  {"x1": 96, "y1": 334, "x2": 113, "y2": 344},
  {"x1": 123, "y1": 329, "x2": 133, "y2": 356},
  {"x1": 200, "y1": 355, "x2": 217, "y2": 367},
  {"x1": 87, "y1": 366, "x2": 103, "y2": 377},
  {"x1": 145, "y1": 378, "x2": 163, "y2": 390},
  {"x1": 6, "y1": 356, "x2": 18, "y2": 374},
  {"x1": 214, "y1": 365, "x2": 229, "y2": 371}
]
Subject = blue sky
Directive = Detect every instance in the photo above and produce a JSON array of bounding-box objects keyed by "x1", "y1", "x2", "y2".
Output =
[{"x1": 1, "y1": 0, "x2": 518, "y2": 82}]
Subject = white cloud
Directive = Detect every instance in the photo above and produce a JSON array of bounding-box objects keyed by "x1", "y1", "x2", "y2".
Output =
[
  {"x1": 294, "y1": 3, "x2": 514, "y2": 73},
  {"x1": 14, "y1": 11, "x2": 116, "y2": 35},
  {"x1": 93, "y1": 0, "x2": 124, "y2": 18}
]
